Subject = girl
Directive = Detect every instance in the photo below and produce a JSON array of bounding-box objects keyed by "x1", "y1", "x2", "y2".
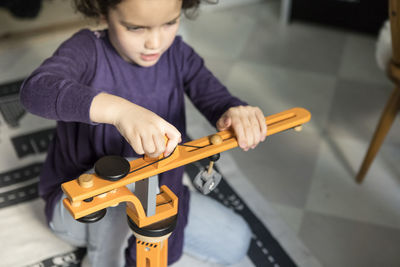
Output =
[{"x1": 20, "y1": 0, "x2": 267, "y2": 266}]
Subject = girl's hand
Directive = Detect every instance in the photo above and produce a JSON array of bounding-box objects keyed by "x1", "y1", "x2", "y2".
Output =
[
  {"x1": 113, "y1": 104, "x2": 181, "y2": 158},
  {"x1": 90, "y1": 93, "x2": 181, "y2": 158},
  {"x1": 216, "y1": 105, "x2": 267, "y2": 151}
]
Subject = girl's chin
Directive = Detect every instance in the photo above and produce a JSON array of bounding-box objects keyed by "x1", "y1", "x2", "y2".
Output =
[{"x1": 136, "y1": 60, "x2": 159, "y2": 67}]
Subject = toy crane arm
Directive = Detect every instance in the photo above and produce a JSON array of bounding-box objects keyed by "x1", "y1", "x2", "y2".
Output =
[
  {"x1": 62, "y1": 107, "x2": 310, "y2": 222},
  {"x1": 60, "y1": 107, "x2": 310, "y2": 267}
]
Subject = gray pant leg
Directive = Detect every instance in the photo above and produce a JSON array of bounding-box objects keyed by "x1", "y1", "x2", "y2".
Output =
[
  {"x1": 50, "y1": 190, "x2": 134, "y2": 267},
  {"x1": 183, "y1": 191, "x2": 252, "y2": 265}
]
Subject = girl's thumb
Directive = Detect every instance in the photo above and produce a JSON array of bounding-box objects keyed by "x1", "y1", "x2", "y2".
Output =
[{"x1": 217, "y1": 116, "x2": 231, "y2": 130}]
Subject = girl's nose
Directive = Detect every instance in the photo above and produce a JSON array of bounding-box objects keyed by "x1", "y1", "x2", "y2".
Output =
[{"x1": 145, "y1": 29, "x2": 161, "y2": 50}]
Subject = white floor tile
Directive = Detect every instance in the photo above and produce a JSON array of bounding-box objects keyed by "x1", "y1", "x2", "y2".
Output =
[
  {"x1": 306, "y1": 135, "x2": 400, "y2": 229},
  {"x1": 239, "y1": 19, "x2": 347, "y2": 75},
  {"x1": 338, "y1": 34, "x2": 390, "y2": 85},
  {"x1": 270, "y1": 202, "x2": 305, "y2": 234},
  {"x1": 224, "y1": 61, "x2": 337, "y2": 129},
  {"x1": 179, "y1": 10, "x2": 257, "y2": 60}
]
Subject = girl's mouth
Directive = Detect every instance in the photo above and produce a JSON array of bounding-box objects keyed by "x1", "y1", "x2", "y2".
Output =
[{"x1": 140, "y1": 53, "x2": 160, "y2": 61}]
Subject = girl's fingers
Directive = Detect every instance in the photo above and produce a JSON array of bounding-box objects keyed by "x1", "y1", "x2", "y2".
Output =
[
  {"x1": 256, "y1": 109, "x2": 267, "y2": 141},
  {"x1": 240, "y1": 118, "x2": 250, "y2": 150},
  {"x1": 229, "y1": 106, "x2": 266, "y2": 150},
  {"x1": 243, "y1": 111, "x2": 259, "y2": 149},
  {"x1": 152, "y1": 133, "x2": 166, "y2": 157},
  {"x1": 249, "y1": 115, "x2": 261, "y2": 148},
  {"x1": 141, "y1": 133, "x2": 156, "y2": 157},
  {"x1": 131, "y1": 134, "x2": 144, "y2": 155},
  {"x1": 164, "y1": 126, "x2": 181, "y2": 156},
  {"x1": 232, "y1": 117, "x2": 247, "y2": 149}
]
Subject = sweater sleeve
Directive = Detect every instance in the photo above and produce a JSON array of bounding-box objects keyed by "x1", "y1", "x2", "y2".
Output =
[
  {"x1": 20, "y1": 29, "x2": 102, "y2": 124},
  {"x1": 177, "y1": 37, "x2": 247, "y2": 127}
]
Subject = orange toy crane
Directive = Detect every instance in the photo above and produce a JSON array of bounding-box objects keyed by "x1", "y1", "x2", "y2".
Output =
[{"x1": 61, "y1": 107, "x2": 311, "y2": 267}]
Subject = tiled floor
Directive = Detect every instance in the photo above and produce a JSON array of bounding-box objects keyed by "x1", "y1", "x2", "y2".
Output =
[
  {"x1": 1, "y1": 0, "x2": 400, "y2": 266},
  {"x1": 181, "y1": 1, "x2": 400, "y2": 267}
]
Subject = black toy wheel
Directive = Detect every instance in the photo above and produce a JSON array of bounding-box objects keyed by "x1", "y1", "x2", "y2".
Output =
[
  {"x1": 127, "y1": 215, "x2": 177, "y2": 237},
  {"x1": 77, "y1": 209, "x2": 107, "y2": 223},
  {"x1": 94, "y1": 155, "x2": 130, "y2": 181}
]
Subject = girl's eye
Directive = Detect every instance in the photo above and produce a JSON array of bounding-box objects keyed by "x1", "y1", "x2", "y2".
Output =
[
  {"x1": 166, "y1": 20, "x2": 177, "y2": 26},
  {"x1": 126, "y1": 26, "x2": 144, "y2": 32}
]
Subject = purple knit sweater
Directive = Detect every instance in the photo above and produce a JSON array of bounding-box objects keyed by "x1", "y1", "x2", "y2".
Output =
[{"x1": 20, "y1": 29, "x2": 245, "y2": 265}]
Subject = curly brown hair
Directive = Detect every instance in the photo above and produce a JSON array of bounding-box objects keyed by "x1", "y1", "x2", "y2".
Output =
[{"x1": 73, "y1": 0, "x2": 211, "y2": 19}]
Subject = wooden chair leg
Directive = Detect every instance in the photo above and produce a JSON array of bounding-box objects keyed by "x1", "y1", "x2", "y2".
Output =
[{"x1": 356, "y1": 86, "x2": 400, "y2": 183}]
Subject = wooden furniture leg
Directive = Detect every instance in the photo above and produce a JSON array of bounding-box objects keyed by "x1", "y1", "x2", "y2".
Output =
[
  {"x1": 356, "y1": 0, "x2": 400, "y2": 183},
  {"x1": 356, "y1": 86, "x2": 400, "y2": 182}
]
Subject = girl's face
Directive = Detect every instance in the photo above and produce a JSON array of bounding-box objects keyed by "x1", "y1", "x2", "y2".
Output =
[{"x1": 107, "y1": 0, "x2": 182, "y2": 67}]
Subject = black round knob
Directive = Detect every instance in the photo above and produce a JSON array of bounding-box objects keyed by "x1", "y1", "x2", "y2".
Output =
[
  {"x1": 208, "y1": 153, "x2": 220, "y2": 162},
  {"x1": 77, "y1": 209, "x2": 107, "y2": 223},
  {"x1": 127, "y1": 215, "x2": 177, "y2": 237},
  {"x1": 94, "y1": 155, "x2": 130, "y2": 181}
]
